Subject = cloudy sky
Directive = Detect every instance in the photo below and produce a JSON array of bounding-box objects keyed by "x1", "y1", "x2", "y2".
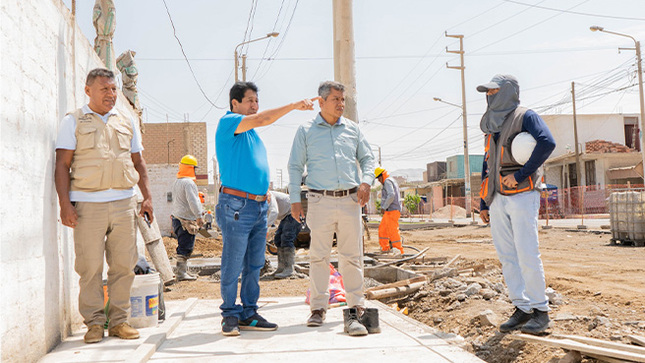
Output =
[{"x1": 63, "y1": 0, "x2": 645, "y2": 184}]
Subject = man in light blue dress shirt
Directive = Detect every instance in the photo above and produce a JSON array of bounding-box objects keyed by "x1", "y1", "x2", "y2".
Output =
[{"x1": 288, "y1": 81, "x2": 376, "y2": 336}]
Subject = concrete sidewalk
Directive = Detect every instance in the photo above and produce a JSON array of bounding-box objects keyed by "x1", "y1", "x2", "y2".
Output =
[{"x1": 40, "y1": 297, "x2": 484, "y2": 363}]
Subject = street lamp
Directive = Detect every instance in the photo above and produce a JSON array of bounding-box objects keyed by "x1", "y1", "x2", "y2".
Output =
[
  {"x1": 234, "y1": 32, "x2": 279, "y2": 82},
  {"x1": 433, "y1": 97, "x2": 474, "y2": 221},
  {"x1": 590, "y1": 25, "x2": 645, "y2": 181}
]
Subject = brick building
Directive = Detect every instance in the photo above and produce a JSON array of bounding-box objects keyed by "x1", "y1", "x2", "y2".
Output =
[{"x1": 141, "y1": 122, "x2": 208, "y2": 185}]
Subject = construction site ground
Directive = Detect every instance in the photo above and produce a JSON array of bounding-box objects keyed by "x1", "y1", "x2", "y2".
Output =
[{"x1": 161, "y1": 219, "x2": 645, "y2": 363}]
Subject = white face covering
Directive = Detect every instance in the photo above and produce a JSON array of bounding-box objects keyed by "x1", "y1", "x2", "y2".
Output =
[{"x1": 480, "y1": 75, "x2": 520, "y2": 134}]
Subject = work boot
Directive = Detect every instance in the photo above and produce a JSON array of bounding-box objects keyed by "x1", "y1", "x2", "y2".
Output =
[
  {"x1": 272, "y1": 246, "x2": 286, "y2": 276},
  {"x1": 84, "y1": 324, "x2": 104, "y2": 344},
  {"x1": 499, "y1": 307, "x2": 533, "y2": 332},
  {"x1": 521, "y1": 310, "x2": 551, "y2": 335},
  {"x1": 343, "y1": 307, "x2": 368, "y2": 336},
  {"x1": 108, "y1": 322, "x2": 140, "y2": 339},
  {"x1": 359, "y1": 308, "x2": 381, "y2": 334},
  {"x1": 274, "y1": 247, "x2": 295, "y2": 279},
  {"x1": 176, "y1": 255, "x2": 197, "y2": 281},
  {"x1": 306, "y1": 309, "x2": 326, "y2": 327}
]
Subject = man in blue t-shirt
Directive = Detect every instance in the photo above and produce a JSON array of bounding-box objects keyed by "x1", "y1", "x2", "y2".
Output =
[{"x1": 215, "y1": 82, "x2": 317, "y2": 336}]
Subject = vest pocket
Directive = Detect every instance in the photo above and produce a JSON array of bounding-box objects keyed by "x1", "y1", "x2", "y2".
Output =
[
  {"x1": 77, "y1": 126, "x2": 97, "y2": 150},
  {"x1": 114, "y1": 126, "x2": 133, "y2": 151},
  {"x1": 499, "y1": 169, "x2": 534, "y2": 195},
  {"x1": 112, "y1": 158, "x2": 140, "y2": 189},
  {"x1": 71, "y1": 163, "x2": 102, "y2": 190}
]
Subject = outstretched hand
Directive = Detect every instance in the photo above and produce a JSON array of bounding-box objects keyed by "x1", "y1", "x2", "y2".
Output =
[{"x1": 293, "y1": 97, "x2": 321, "y2": 111}]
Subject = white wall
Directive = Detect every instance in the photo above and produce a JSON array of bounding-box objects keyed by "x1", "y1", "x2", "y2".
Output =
[
  {"x1": 147, "y1": 164, "x2": 178, "y2": 236},
  {"x1": 0, "y1": 1, "x2": 138, "y2": 361},
  {"x1": 542, "y1": 114, "x2": 630, "y2": 158}
]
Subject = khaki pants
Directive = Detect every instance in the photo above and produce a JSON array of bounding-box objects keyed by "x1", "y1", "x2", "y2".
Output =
[
  {"x1": 307, "y1": 192, "x2": 365, "y2": 310},
  {"x1": 74, "y1": 196, "x2": 138, "y2": 328}
]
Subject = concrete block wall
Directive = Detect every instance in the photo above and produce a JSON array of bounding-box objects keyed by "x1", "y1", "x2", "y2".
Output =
[
  {"x1": 147, "y1": 164, "x2": 178, "y2": 236},
  {"x1": 0, "y1": 0, "x2": 139, "y2": 361},
  {"x1": 141, "y1": 122, "x2": 208, "y2": 175}
]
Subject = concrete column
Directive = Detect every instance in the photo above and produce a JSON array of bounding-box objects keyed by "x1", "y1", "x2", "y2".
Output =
[{"x1": 332, "y1": 0, "x2": 358, "y2": 123}]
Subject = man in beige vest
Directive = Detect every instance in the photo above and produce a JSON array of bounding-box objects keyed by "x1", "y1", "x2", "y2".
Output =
[{"x1": 55, "y1": 68, "x2": 153, "y2": 344}]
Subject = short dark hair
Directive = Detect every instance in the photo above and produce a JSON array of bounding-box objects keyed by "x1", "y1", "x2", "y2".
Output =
[
  {"x1": 229, "y1": 82, "x2": 259, "y2": 110},
  {"x1": 86, "y1": 68, "x2": 115, "y2": 86},
  {"x1": 318, "y1": 81, "x2": 345, "y2": 100}
]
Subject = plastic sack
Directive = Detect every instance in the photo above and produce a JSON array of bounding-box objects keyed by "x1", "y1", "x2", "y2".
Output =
[{"x1": 305, "y1": 263, "x2": 346, "y2": 304}]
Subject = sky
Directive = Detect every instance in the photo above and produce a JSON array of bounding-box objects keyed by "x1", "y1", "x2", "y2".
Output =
[{"x1": 62, "y1": 0, "x2": 645, "y2": 184}]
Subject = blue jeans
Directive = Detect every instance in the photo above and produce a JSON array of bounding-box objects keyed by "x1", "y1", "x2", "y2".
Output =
[
  {"x1": 216, "y1": 193, "x2": 268, "y2": 319},
  {"x1": 489, "y1": 191, "x2": 549, "y2": 313},
  {"x1": 274, "y1": 215, "x2": 301, "y2": 248},
  {"x1": 172, "y1": 217, "x2": 196, "y2": 257}
]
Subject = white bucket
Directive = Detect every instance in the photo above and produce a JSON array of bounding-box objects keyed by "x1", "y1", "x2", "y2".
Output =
[{"x1": 128, "y1": 272, "x2": 160, "y2": 328}]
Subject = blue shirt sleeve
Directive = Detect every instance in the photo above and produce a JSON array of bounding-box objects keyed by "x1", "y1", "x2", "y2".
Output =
[
  {"x1": 480, "y1": 157, "x2": 489, "y2": 211},
  {"x1": 514, "y1": 110, "x2": 556, "y2": 183},
  {"x1": 287, "y1": 126, "x2": 307, "y2": 203}
]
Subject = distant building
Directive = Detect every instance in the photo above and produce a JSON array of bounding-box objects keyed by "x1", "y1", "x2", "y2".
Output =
[
  {"x1": 426, "y1": 161, "x2": 446, "y2": 182},
  {"x1": 141, "y1": 122, "x2": 209, "y2": 185},
  {"x1": 542, "y1": 114, "x2": 643, "y2": 190},
  {"x1": 446, "y1": 154, "x2": 484, "y2": 179},
  {"x1": 141, "y1": 122, "x2": 209, "y2": 235}
]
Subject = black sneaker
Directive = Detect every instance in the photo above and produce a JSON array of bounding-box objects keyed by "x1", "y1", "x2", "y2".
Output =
[
  {"x1": 221, "y1": 316, "x2": 240, "y2": 336},
  {"x1": 521, "y1": 310, "x2": 550, "y2": 335},
  {"x1": 239, "y1": 313, "x2": 278, "y2": 331},
  {"x1": 499, "y1": 307, "x2": 532, "y2": 332}
]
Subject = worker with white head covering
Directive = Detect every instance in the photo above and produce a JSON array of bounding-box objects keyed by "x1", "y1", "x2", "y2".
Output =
[{"x1": 477, "y1": 74, "x2": 556, "y2": 335}]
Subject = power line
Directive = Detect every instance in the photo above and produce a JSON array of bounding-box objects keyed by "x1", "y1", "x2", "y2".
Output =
[
  {"x1": 471, "y1": 0, "x2": 592, "y2": 54},
  {"x1": 251, "y1": 0, "x2": 287, "y2": 80},
  {"x1": 241, "y1": 0, "x2": 259, "y2": 53},
  {"x1": 255, "y1": 0, "x2": 300, "y2": 81},
  {"x1": 161, "y1": 0, "x2": 227, "y2": 110},
  {"x1": 501, "y1": 0, "x2": 645, "y2": 21}
]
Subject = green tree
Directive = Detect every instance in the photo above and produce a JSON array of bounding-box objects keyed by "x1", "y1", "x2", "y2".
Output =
[{"x1": 404, "y1": 194, "x2": 421, "y2": 216}]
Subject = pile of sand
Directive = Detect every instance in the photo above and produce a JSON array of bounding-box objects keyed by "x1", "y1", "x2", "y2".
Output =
[{"x1": 431, "y1": 205, "x2": 467, "y2": 219}]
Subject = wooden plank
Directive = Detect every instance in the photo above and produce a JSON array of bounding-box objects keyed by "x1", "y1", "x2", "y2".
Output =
[
  {"x1": 511, "y1": 334, "x2": 645, "y2": 362},
  {"x1": 365, "y1": 281, "x2": 426, "y2": 300},
  {"x1": 551, "y1": 334, "x2": 645, "y2": 355},
  {"x1": 629, "y1": 335, "x2": 645, "y2": 347},
  {"x1": 365, "y1": 276, "x2": 427, "y2": 292},
  {"x1": 445, "y1": 254, "x2": 461, "y2": 267},
  {"x1": 366, "y1": 247, "x2": 431, "y2": 269}
]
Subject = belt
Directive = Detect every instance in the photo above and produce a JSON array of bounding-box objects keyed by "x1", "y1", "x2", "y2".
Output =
[
  {"x1": 309, "y1": 187, "x2": 358, "y2": 197},
  {"x1": 221, "y1": 187, "x2": 267, "y2": 202}
]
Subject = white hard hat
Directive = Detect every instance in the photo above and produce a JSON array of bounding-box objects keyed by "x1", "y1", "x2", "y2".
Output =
[{"x1": 511, "y1": 132, "x2": 537, "y2": 165}]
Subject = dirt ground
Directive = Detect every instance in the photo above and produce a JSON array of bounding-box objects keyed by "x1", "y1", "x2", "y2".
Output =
[{"x1": 162, "y1": 225, "x2": 645, "y2": 363}]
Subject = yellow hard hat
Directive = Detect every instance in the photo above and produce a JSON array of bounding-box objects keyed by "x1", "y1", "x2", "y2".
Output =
[
  {"x1": 375, "y1": 167, "x2": 386, "y2": 178},
  {"x1": 180, "y1": 155, "x2": 198, "y2": 167}
]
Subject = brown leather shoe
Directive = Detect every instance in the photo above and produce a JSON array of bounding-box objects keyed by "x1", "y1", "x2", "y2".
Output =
[
  {"x1": 84, "y1": 325, "x2": 104, "y2": 344},
  {"x1": 306, "y1": 309, "x2": 326, "y2": 327},
  {"x1": 108, "y1": 322, "x2": 140, "y2": 339}
]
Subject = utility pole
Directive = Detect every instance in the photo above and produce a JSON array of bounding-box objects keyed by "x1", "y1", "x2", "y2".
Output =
[
  {"x1": 445, "y1": 32, "x2": 472, "y2": 219},
  {"x1": 571, "y1": 81, "x2": 587, "y2": 229},
  {"x1": 571, "y1": 82, "x2": 584, "y2": 188},
  {"x1": 242, "y1": 54, "x2": 247, "y2": 81},
  {"x1": 276, "y1": 169, "x2": 283, "y2": 190},
  {"x1": 332, "y1": 0, "x2": 358, "y2": 123}
]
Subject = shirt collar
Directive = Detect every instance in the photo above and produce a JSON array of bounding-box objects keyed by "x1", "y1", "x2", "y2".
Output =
[
  {"x1": 82, "y1": 104, "x2": 118, "y2": 117},
  {"x1": 315, "y1": 113, "x2": 344, "y2": 126}
]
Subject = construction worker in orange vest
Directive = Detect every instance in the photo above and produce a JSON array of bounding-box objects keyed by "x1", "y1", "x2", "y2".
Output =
[{"x1": 375, "y1": 167, "x2": 403, "y2": 254}]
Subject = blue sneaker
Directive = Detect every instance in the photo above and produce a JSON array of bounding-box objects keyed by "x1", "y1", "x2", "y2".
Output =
[
  {"x1": 221, "y1": 316, "x2": 240, "y2": 336},
  {"x1": 239, "y1": 313, "x2": 278, "y2": 331}
]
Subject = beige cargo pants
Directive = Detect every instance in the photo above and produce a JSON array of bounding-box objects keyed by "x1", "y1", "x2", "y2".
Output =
[
  {"x1": 73, "y1": 196, "x2": 138, "y2": 328},
  {"x1": 307, "y1": 192, "x2": 365, "y2": 310}
]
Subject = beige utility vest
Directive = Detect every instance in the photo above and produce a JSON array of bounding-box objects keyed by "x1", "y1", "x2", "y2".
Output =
[
  {"x1": 480, "y1": 106, "x2": 543, "y2": 206},
  {"x1": 69, "y1": 108, "x2": 139, "y2": 192}
]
